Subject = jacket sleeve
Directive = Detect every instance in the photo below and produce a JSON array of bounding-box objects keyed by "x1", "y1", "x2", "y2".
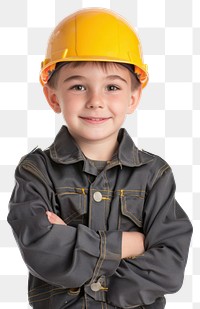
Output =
[
  {"x1": 7, "y1": 155, "x2": 122, "y2": 288},
  {"x1": 107, "y1": 166, "x2": 193, "y2": 307}
]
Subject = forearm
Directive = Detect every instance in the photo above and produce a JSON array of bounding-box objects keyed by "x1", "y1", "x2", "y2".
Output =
[
  {"x1": 47, "y1": 211, "x2": 145, "y2": 260},
  {"x1": 121, "y1": 231, "x2": 145, "y2": 258}
]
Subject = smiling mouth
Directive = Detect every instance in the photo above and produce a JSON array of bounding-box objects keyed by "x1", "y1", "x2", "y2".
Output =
[{"x1": 80, "y1": 117, "x2": 111, "y2": 123}]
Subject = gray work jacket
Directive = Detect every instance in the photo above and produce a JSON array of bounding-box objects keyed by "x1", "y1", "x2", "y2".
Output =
[{"x1": 7, "y1": 126, "x2": 192, "y2": 309}]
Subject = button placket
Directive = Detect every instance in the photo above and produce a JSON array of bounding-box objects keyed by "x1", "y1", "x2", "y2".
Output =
[{"x1": 88, "y1": 176, "x2": 107, "y2": 230}]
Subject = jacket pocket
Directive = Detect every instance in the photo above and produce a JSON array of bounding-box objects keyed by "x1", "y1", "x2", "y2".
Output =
[
  {"x1": 118, "y1": 190, "x2": 145, "y2": 230},
  {"x1": 28, "y1": 283, "x2": 67, "y2": 308},
  {"x1": 56, "y1": 188, "x2": 88, "y2": 227},
  {"x1": 29, "y1": 283, "x2": 83, "y2": 308}
]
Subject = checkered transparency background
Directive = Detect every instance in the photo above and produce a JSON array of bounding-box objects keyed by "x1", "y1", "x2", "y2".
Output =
[{"x1": 0, "y1": 0, "x2": 199, "y2": 308}]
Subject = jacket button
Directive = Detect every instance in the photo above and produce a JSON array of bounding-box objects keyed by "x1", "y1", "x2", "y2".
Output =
[
  {"x1": 93, "y1": 191, "x2": 102, "y2": 202},
  {"x1": 90, "y1": 281, "x2": 102, "y2": 292}
]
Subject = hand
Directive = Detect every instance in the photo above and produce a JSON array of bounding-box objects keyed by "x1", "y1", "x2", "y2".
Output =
[
  {"x1": 46, "y1": 211, "x2": 66, "y2": 225},
  {"x1": 122, "y1": 231, "x2": 145, "y2": 259}
]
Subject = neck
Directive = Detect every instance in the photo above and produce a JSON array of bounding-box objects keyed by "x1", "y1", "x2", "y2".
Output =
[{"x1": 76, "y1": 138, "x2": 119, "y2": 161}]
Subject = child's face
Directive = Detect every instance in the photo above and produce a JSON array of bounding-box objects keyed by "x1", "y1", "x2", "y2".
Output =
[{"x1": 44, "y1": 62, "x2": 141, "y2": 146}]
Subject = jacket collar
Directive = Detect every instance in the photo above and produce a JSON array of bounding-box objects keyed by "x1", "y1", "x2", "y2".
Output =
[{"x1": 49, "y1": 126, "x2": 153, "y2": 167}]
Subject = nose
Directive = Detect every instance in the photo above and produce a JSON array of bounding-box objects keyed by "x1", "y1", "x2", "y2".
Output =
[{"x1": 85, "y1": 90, "x2": 104, "y2": 109}]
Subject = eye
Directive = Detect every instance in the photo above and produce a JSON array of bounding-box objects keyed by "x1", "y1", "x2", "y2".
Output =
[
  {"x1": 106, "y1": 85, "x2": 120, "y2": 91},
  {"x1": 71, "y1": 85, "x2": 86, "y2": 91}
]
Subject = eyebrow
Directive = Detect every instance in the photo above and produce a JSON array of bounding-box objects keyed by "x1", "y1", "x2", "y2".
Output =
[
  {"x1": 106, "y1": 75, "x2": 127, "y2": 84},
  {"x1": 63, "y1": 74, "x2": 127, "y2": 84},
  {"x1": 63, "y1": 75, "x2": 86, "y2": 83}
]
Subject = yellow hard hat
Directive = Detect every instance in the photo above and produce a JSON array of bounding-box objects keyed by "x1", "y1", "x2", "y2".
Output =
[{"x1": 40, "y1": 8, "x2": 148, "y2": 87}]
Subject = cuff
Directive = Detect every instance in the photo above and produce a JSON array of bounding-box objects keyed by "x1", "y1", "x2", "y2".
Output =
[
  {"x1": 92, "y1": 230, "x2": 122, "y2": 282},
  {"x1": 84, "y1": 230, "x2": 122, "y2": 301}
]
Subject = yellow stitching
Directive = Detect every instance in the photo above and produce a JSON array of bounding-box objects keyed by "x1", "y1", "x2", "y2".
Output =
[
  {"x1": 62, "y1": 201, "x2": 84, "y2": 223},
  {"x1": 94, "y1": 231, "x2": 105, "y2": 280},
  {"x1": 56, "y1": 186, "x2": 145, "y2": 195},
  {"x1": 85, "y1": 292, "x2": 88, "y2": 309},
  {"x1": 57, "y1": 192, "x2": 79, "y2": 196},
  {"x1": 102, "y1": 197, "x2": 106, "y2": 231},
  {"x1": 118, "y1": 211, "x2": 121, "y2": 229},
  {"x1": 88, "y1": 189, "x2": 92, "y2": 228},
  {"x1": 125, "y1": 195, "x2": 144, "y2": 199},
  {"x1": 22, "y1": 161, "x2": 49, "y2": 186},
  {"x1": 81, "y1": 295, "x2": 85, "y2": 309},
  {"x1": 152, "y1": 164, "x2": 170, "y2": 187},
  {"x1": 123, "y1": 196, "x2": 142, "y2": 227},
  {"x1": 104, "y1": 170, "x2": 110, "y2": 196},
  {"x1": 64, "y1": 212, "x2": 82, "y2": 224},
  {"x1": 56, "y1": 188, "x2": 88, "y2": 195},
  {"x1": 56, "y1": 186, "x2": 88, "y2": 190},
  {"x1": 29, "y1": 283, "x2": 49, "y2": 293},
  {"x1": 81, "y1": 297, "x2": 84, "y2": 309},
  {"x1": 90, "y1": 230, "x2": 105, "y2": 283},
  {"x1": 161, "y1": 165, "x2": 170, "y2": 175},
  {"x1": 118, "y1": 189, "x2": 146, "y2": 193},
  {"x1": 29, "y1": 287, "x2": 63, "y2": 299},
  {"x1": 95, "y1": 231, "x2": 106, "y2": 280},
  {"x1": 56, "y1": 186, "x2": 146, "y2": 193},
  {"x1": 93, "y1": 231, "x2": 103, "y2": 281},
  {"x1": 74, "y1": 188, "x2": 145, "y2": 203},
  {"x1": 29, "y1": 290, "x2": 67, "y2": 303},
  {"x1": 24, "y1": 161, "x2": 47, "y2": 183}
]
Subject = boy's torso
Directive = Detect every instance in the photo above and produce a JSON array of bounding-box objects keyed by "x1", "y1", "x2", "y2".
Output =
[
  {"x1": 18, "y1": 126, "x2": 168, "y2": 309},
  {"x1": 27, "y1": 126, "x2": 158, "y2": 235}
]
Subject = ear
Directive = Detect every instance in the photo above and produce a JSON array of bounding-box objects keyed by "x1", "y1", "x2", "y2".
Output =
[
  {"x1": 43, "y1": 86, "x2": 61, "y2": 114},
  {"x1": 127, "y1": 85, "x2": 142, "y2": 114}
]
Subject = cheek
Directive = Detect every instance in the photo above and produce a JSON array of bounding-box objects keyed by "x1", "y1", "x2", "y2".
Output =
[
  {"x1": 111, "y1": 99, "x2": 131, "y2": 115},
  {"x1": 61, "y1": 104, "x2": 81, "y2": 124},
  {"x1": 59, "y1": 99, "x2": 75, "y2": 113}
]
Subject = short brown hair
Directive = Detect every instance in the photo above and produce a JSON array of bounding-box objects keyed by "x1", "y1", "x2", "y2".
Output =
[{"x1": 47, "y1": 61, "x2": 141, "y2": 91}]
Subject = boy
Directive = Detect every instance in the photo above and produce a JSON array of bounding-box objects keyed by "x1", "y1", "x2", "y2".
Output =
[{"x1": 7, "y1": 8, "x2": 192, "y2": 309}]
